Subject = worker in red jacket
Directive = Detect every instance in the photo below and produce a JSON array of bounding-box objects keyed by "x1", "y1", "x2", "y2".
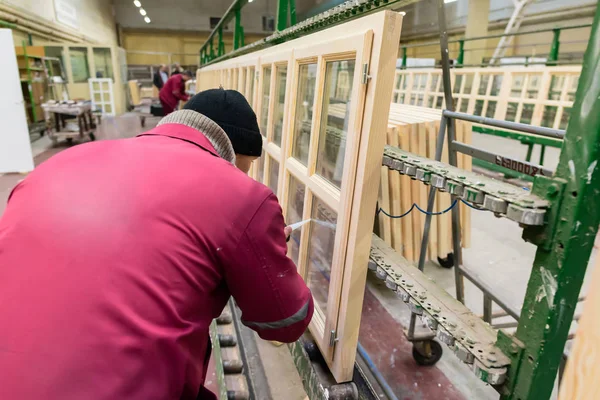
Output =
[
  {"x1": 159, "y1": 69, "x2": 193, "y2": 115},
  {"x1": 0, "y1": 89, "x2": 313, "y2": 400}
]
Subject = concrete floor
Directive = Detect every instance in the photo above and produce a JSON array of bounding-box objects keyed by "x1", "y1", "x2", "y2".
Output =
[{"x1": 0, "y1": 118, "x2": 594, "y2": 399}]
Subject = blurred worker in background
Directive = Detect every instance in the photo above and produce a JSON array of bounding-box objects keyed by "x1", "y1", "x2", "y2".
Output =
[
  {"x1": 0, "y1": 88, "x2": 313, "y2": 400},
  {"x1": 159, "y1": 70, "x2": 193, "y2": 115},
  {"x1": 153, "y1": 64, "x2": 169, "y2": 90},
  {"x1": 171, "y1": 62, "x2": 182, "y2": 75}
]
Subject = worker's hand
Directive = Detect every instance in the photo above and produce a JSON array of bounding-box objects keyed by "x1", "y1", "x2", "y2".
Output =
[{"x1": 284, "y1": 225, "x2": 292, "y2": 241}]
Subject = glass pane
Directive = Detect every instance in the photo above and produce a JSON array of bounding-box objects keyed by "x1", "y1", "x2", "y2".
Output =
[
  {"x1": 560, "y1": 107, "x2": 571, "y2": 130},
  {"x1": 260, "y1": 66, "x2": 272, "y2": 135},
  {"x1": 459, "y1": 98, "x2": 469, "y2": 113},
  {"x1": 548, "y1": 76, "x2": 563, "y2": 100},
  {"x1": 490, "y1": 75, "x2": 503, "y2": 96},
  {"x1": 485, "y1": 101, "x2": 497, "y2": 118},
  {"x1": 506, "y1": 102, "x2": 518, "y2": 122},
  {"x1": 417, "y1": 94, "x2": 424, "y2": 107},
  {"x1": 427, "y1": 97, "x2": 434, "y2": 108},
  {"x1": 526, "y1": 74, "x2": 541, "y2": 99},
  {"x1": 401, "y1": 75, "x2": 409, "y2": 90},
  {"x1": 435, "y1": 96, "x2": 443, "y2": 108},
  {"x1": 474, "y1": 100, "x2": 484, "y2": 116},
  {"x1": 410, "y1": 94, "x2": 416, "y2": 104},
  {"x1": 305, "y1": 197, "x2": 338, "y2": 316},
  {"x1": 316, "y1": 60, "x2": 356, "y2": 189},
  {"x1": 268, "y1": 158, "x2": 279, "y2": 195},
  {"x1": 292, "y1": 64, "x2": 318, "y2": 166},
  {"x1": 418, "y1": 74, "x2": 427, "y2": 90},
  {"x1": 93, "y1": 48, "x2": 113, "y2": 79},
  {"x1": 478, "y1": 75, "x2": 490, "y2": 95},
  {"x1": 44, "y1": 47, "x2": 66, "y2": 80},
  {"x1": 430, "y1": 74, "x2": 439, "y2": 92},
  {"x1": 520, "y1": 104, "x2": 534, "y2": 124},
  {"x1": 248, "y1": 67, "x2": 255, "y2": 107},
  {"x1": 286, "y1": 176, "x2": 306, "y2": 265},
  {"x1": 70, "y1": 47, "x2": 90, "y2": 83},
  {"x1": 464, "y1": 74, "x2": 474, "y2": 94},
  {"x1": 395, "y1": 76, "x2": 402, "y2": 90},
  {"x1": 453, "y1": 75, "x2": 463, "y2": 94},
  {"x1": 542, "y1": 106, "x2": 558, "y2": 127},
  {"x1": 257, "y1": 149, "x2": 265, "y2": 183},
  {"x1": 566, "y1": 76, "x2": 578, "y2": 102},
  {"x1": 511, "y1": 74, "x2": 525, "y2": 97},
  {"x1": 273, "y1": 65, "x2": 287, "y2": 146}
]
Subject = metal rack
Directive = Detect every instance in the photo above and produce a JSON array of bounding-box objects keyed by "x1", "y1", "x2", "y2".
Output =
[{"x1": 199, "y1": 0, "x2": 600, "y2": 399}]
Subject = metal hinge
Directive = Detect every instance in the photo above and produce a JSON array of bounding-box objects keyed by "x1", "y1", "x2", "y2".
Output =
[
  {"x1": 329, "y1": 330, "x2": 339, "y2": 347},
  {"x1": 362, "y1": 63, "x2": 371, "y2": 84}
]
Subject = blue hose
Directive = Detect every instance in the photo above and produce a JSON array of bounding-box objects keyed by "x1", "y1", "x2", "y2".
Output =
[{"x1": 357, "y1": 342, "x2": 400, "y2": 400}]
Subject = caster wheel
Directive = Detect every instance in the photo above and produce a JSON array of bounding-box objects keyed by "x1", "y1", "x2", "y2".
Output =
[
  {"x1": 329, "y1": 382, "x2": 358, "y2": 400},
  {"x1": 66, "y1": 138, "x2": 73, "y2": 145},
  {"x1": 437, "y1": 252, "x2": 454, "y2": 269},
  {"x1": 303, "y1": 340, "x2": 321, "y2": 361},
  {"x1": 89, "y1": 132, "x2": 96, "y2": 141},
  {"x1": 412, "y1": 340, "x2": 443, "y2": 366},
  {"x1": 141, "y1": 117, "x2": 146, "y2": 127}
]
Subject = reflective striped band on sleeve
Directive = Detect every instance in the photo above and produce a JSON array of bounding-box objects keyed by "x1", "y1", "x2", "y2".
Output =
[{"x1": 242, "y1": 299, "x2": 311, "y2": 330}]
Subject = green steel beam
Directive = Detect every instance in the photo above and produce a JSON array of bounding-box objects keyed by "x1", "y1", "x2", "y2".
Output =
[
  {"x1": 548, "y1": 28, "x2": 561, "y2": 66},
  {"x1": 457, "y1": 39, "x2": 464, "y2": 67},
  {"x1": 199, "y1": 0, "x2": 249, "y2": 59},
  {"x1": 234, "y1": 6, "x2": 243, "y2": 50},
  {"x1": 499, "y1": 3, "x2": 600, "y2": 399},
  {"x1": 401, "y1": 46, "x2": 407, "y2": 69},
  {"x1": 276, "y1": 0, "x2": 297, "y2": 31},
  {"x1": 472, "y1": 126, "x2": 563, "y2": 149}
]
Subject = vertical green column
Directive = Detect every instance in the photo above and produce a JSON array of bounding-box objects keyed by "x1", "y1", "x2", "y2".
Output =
[
  {"x1": 234, "y1": 6, "x2": 242, "y2": 50},
  {"x1": 22, "y1": 41, "x2": 37, "y2": 122},
  {"x1": 401, "y1": 47, "x2": 407, "y2": 69},
  {"x1": 548, "y1": 28, "x2": 561, "y2": 66},
  {"x1": 276, "y1": 0, "x2": 289, "y2": 31},
  {"x1": 218, "y1": 27, "x2": 225, "y2": 57},
  {"x1": 457, "y1": 39, "x2": 465, "y2": 67},
  {"x1": 500, "y1": 3, "x2": 600, "y2": 399},
  {"x1": 289, "y1": 0, "x2": 297, "y2": 26}
]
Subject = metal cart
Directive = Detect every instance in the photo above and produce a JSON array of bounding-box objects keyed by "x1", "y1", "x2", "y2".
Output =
[{"x1": 41, "y1": 101, "x2": 97, "y2": 145}]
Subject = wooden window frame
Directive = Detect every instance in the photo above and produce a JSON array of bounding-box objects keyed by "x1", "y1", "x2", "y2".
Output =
[{"x1": 197, "y1": 11, "x2": 403, "y2": 382}]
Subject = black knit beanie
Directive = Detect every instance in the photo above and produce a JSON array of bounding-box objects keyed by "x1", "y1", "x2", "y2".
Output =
[{"x1": 183, "y1": 89, "x2": 262, "y2": 157}]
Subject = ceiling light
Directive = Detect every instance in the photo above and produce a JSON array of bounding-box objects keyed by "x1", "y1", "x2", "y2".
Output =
[
  {"x1": 248, "y1": 0, "x2": 254, "y2": 2},
  {"x1": 144, "y1": 16, "x2": 151, "y2": 23},
  {"x1": 444, "y1": 0, "x2": 457, "y2": 3},
  {"x1": 140, "y1": 8, "x2": 147, "y2": 16},
  {"x1": 133, "y1": 0, "x2": 141, "y2": 7}
]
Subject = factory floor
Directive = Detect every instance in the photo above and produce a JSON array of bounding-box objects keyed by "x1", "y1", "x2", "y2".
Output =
[{"x1": 0, "y1": 113, "x2": 595, "y2": 399}]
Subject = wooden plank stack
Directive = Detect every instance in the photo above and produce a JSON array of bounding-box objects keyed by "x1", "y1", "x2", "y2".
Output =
[{"x1": 379, "y1": 103, "x2": 472, "y2": 263}]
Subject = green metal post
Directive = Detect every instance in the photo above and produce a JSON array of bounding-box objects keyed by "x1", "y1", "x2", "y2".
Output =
[
  {"x1": 209, "y1": 38, "x2": 215, "y2": 61},
  {"x1": 457, "y1": 39, "x2": 464, "y2": 67},
  {"x1": 525, "y1": 143, "x2": 534, "y2": 162},
  {"x1": 240, "y1": 25, "x2": 245, "y2": 47},
  {"x1": 539, "y1": 144, "x2": 547, "y2": 166},
  {"x1": 218, "y1": 27, "x2": 225, "y2": 57},
  {"x1": 22, "y1": 40, "x2": 37, "y2": 123},
  {"x1": 548, "y1": 28, "x2": 561, "y2": 66},
  {"x1": 500, "y1": 3, "x2": 600, "y2": 399},
  {"x1": 289, "y1": 0, "x2": 297, "y2": 26},
  {"x1": 401, "y1": 46, "x2": 407, "y2": 69},
  {"x1": 234, "y1": 6, "x2": 242, "y2": 50},
  {"x1": 276, "y1": 0, "x2": 289, "y2": 31}
]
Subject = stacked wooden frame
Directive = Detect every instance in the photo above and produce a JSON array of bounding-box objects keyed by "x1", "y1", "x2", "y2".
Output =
[
  {"x1": 392, "y1": 66, "x2": 581, "y2": 130},
  {"x1": 378, "y1": 104, "x2": 472, "y2": 262},
  {"x1": 196, "y1": 11, "x2": 404, "y2": 382}
]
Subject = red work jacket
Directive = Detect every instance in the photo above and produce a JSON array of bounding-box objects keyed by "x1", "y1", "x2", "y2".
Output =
[
  {"x1": 0, "y1": 123, "x2": 313, "y2": 399},
  {"x1": 160, "y1": 74, "x2": 189, "y2": 113}
]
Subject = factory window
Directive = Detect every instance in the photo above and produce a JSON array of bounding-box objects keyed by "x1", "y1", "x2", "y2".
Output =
[
  {"x1": 69, "y1": 47, "x2": 90, "y2": 83},
  {"x1": 292, "y1": 63, "x2": 318, "y2": 166},
  {"x1": 93, "y1": 48, "x2": 113, "y2": 79},
  {"x1": 286, "y1": 176, "x2": 306, "y2": 266},
  {"x1": 209, "y1": 17, "x2": 228, "y2": 30},
  {"x1": 316, "y1": 60, "x2": 356, "y2": 189},
  {"x1": 305, "y1": 196, "x2": 338, "y2": 318},
  {"x1": 268, "y1": 157, "x2": 279, "y2": 196},
  {"x1": 262, "y1": 15, "x2": 275, "y2": 32},
  {"x1": 260, "y1": 66, "x2": 272, "y2": 137},
  {"x1": 44, "y1": 47, "x2": 66, "y2": 80},
  {"x1": 272, "y1": 64, "x2": 287, "y2": 146}
]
